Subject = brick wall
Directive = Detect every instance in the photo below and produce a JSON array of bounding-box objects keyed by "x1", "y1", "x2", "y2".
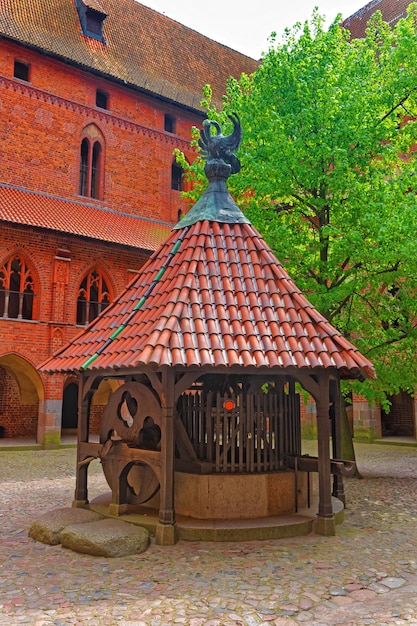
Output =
[
  {"x1": 0, "y1": 40, "x2": 198, "y2": 223},
  {"x1": 0, "y1": 29, "x2": 204, "y2": 438},
  {"x1": 90, "y1": 404, "x2": 105, "y2": 436},
  {"x1": 0, "y1": 224, "x2": 149, "y2": 355},
  {"x1": 381, "y1": 391, "x2": 415, "y2": 437},
  {"x1": 0, "y1": 367, "x2": 37, "y2": 437},
  {"x1": 0, "y1": 220, "x2": 151, "y2": 438},
  {"x1": 0, "y1": 34, "x2": 221, "y2": 441}
]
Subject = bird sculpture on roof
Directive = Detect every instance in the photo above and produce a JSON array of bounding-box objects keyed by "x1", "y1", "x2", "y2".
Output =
[{"x1": 198, "y1": 112, "x2": 242, "y2": 174}]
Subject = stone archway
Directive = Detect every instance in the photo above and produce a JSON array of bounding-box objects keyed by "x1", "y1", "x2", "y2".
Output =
[
  {"x1": 62, "y1": 382, "x2": 78, "y2": 432},
  {"x1": 90, "y1": 378, "x2": 122, "y2": 435},
  {"x1": 61, "y1": 377, "x2": 121, "y2": 436},
  {"x1": 0, "y1": 354, "x2": 44, "y2": 438}
]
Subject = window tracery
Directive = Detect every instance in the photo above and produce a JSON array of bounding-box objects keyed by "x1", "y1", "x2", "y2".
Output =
[
  {"x1": 76, "y1": 268, "x2": 111, "y2": 325},
  {"x1": 79, "y1": 125, "x2": 104, "y2": 199},
  {"x1": 0, "y1": 255, "x2": 35, "y2": 320}
]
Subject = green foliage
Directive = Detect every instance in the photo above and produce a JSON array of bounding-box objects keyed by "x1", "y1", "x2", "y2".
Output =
[{"x1": 177, "y1": 6, "x2": 417, "y2": 406}]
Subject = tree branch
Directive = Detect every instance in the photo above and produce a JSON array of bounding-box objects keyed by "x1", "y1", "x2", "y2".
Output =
[{"x1": 365, "y1": 330, "x2": 408, "y2": 355}]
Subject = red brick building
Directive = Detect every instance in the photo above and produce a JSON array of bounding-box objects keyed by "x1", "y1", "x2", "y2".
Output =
[
  {"x1": 342, "y1": 0, "x2": 411, "y2": 37},
  {"x1": 0, "y1": 0, "x2": 257, "y2": 443}
]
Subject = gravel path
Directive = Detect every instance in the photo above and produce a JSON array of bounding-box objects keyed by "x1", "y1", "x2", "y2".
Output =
[{"x1": 1, "y1": 442, "x2": 417, "y2": 625}]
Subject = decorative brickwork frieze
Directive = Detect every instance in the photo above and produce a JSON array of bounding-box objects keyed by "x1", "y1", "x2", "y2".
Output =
[{"x1": 0, "y1": 75, "x2": 191, "y2": 149}]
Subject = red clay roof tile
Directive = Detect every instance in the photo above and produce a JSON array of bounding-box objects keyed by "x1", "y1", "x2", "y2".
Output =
[
  {"x1": 42, "y1": 212, "x2": 375, "y2": 380},
  {"x1": 0, "y1": 183, "x2": 171, "y2": 251}
]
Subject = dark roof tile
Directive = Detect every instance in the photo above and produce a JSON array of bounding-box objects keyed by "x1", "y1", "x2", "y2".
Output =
[
  {"x1": 343, "y1": 0, "x2": 411, "y2": 38},
  {"x1": 0, "y1": 0, "x2": 258, "y2": 111}
]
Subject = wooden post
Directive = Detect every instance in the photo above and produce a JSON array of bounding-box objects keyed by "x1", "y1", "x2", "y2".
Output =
[
  {"x1": 156, "y1": 368, "x2": 178, "y2": 545},
  {"x1": 314, "y1": 372, "x2": 336, "y2": 536},
  {"x1": 73, "y1": 372, "x2": 90, "y2": 508},
  {"x1": 330, "y1": 377, "x2": 345, "y2": 505}
]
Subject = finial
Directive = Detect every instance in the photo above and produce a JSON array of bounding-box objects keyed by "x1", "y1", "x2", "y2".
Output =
[
  {"x1": 173, "y1": 112, "x2": 249, "y2": 229},
  {"x1": 198, "y1": 113, "x2": 241, "y2": 179}
]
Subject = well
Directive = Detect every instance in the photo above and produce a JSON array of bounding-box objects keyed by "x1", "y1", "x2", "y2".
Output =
[{"x1": 42, "y1": 115, "x2": 374, "y2": 544}]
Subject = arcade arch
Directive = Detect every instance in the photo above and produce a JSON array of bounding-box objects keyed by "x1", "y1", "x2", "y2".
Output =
[{"x1": 0, "y1": 354, "x2": 44, "y2": 438}]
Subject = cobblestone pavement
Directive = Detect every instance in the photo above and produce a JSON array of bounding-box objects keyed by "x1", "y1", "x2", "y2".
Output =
[{"x1": 1, "y1": 442, "x2": 417, "y2": 625}]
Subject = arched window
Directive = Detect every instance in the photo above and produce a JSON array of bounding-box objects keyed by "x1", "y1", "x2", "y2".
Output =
[
  {"x1": 79, "y1": 125, "x2": 104, "y2": 200},
  {"x1": 76, "y1": 268, "x2": 110, "y2": 325},
  {"x1": 0, "y1": 255, "x2": 35, "y2": 320}
]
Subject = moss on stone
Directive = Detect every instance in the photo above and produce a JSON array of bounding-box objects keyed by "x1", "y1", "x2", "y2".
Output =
[
  {"x1": 42, "y1": 429, "x2": 61, "y2": 449},
  {"x1": 353, "y1": 427, "x2": 378, "y2": 443}
]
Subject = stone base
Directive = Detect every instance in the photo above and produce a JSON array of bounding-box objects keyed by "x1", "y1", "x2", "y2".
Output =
[
  {"x1": 174, "y1": 470, "x2": 310, "y2": 519},
  {"x1": 109, "y1": 502, "x2": 129, "y2": 516},
  {"x1": 89, "y1": 494, "x2": 344, "y2": 543},
  {"x1": 28, "y1": 507, "x2": 102, "y2": 545},
  {"x1": 59, "y1": 518, "x2": 150, "y2": 557},
  {"x1": 72, "y1": 499, "x2": 90, "y2": 508}
]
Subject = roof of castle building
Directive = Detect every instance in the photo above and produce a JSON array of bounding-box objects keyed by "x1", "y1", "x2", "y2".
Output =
[
  {"x1": 0, "y1": 183, "x2": 172, "y2": 251},
  {"x1": 0, "y1": 0, "x2": 258, "y2": 111},
  {"x1": 342, "y1": 0, "x2": 411, "y2": 38}
]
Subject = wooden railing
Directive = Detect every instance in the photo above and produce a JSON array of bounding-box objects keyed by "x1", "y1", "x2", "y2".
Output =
[{"x1": 177, "y1": 388, "x2": 301, "y2": 473}]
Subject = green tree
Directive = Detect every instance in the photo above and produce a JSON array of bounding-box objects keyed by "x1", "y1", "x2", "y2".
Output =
[{"x1": 178, "y1": 6, "x2": 417, "y2": 414}]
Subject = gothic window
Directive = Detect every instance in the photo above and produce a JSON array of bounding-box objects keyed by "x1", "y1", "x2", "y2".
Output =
[
  {"x1": 76, "y1": 268, "x2": 110, "y2": 325},
  {"x1": 79, "y1": 138, "x2": 89, "y2": 196},
  {"x1": 91, "y1": 141, "x2": 102, "y2": 198},
  {"x1": 0, "y1": 255, "x2": 35, "y2": 320},
  {"x1": 171, "y1": 162, "x2": 183, "y2": 191},
  {"x1": 79, "y1": 134, "x2": 103, "y2": 199}
]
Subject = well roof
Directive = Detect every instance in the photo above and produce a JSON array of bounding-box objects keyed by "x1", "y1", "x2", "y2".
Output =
[
  {"x1": 0, "y1": 0, "x2": 258, "y2": 111},
  {"x1": 42, "y1": 193, "x2": 375, "y2": 381}
]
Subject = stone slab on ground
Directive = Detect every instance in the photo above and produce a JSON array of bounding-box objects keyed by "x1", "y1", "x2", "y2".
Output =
[
  {"x1": 59, "y1": 517, "x2": 150, "y2": 557},
  {"x1": 28, "y1": 507, "x2": 102, "y2": 545}
]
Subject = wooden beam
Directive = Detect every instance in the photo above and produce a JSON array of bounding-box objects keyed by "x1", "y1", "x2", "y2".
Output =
[
  {"x1": 145, "y1": 371, "x2": 163, "y2": 397},
  {"x1": 174, "y1": 371, "x2": 201, "y2": 400},
  {"x1": 292, "y1": 371, "x2": 319, "y2": 399}
]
